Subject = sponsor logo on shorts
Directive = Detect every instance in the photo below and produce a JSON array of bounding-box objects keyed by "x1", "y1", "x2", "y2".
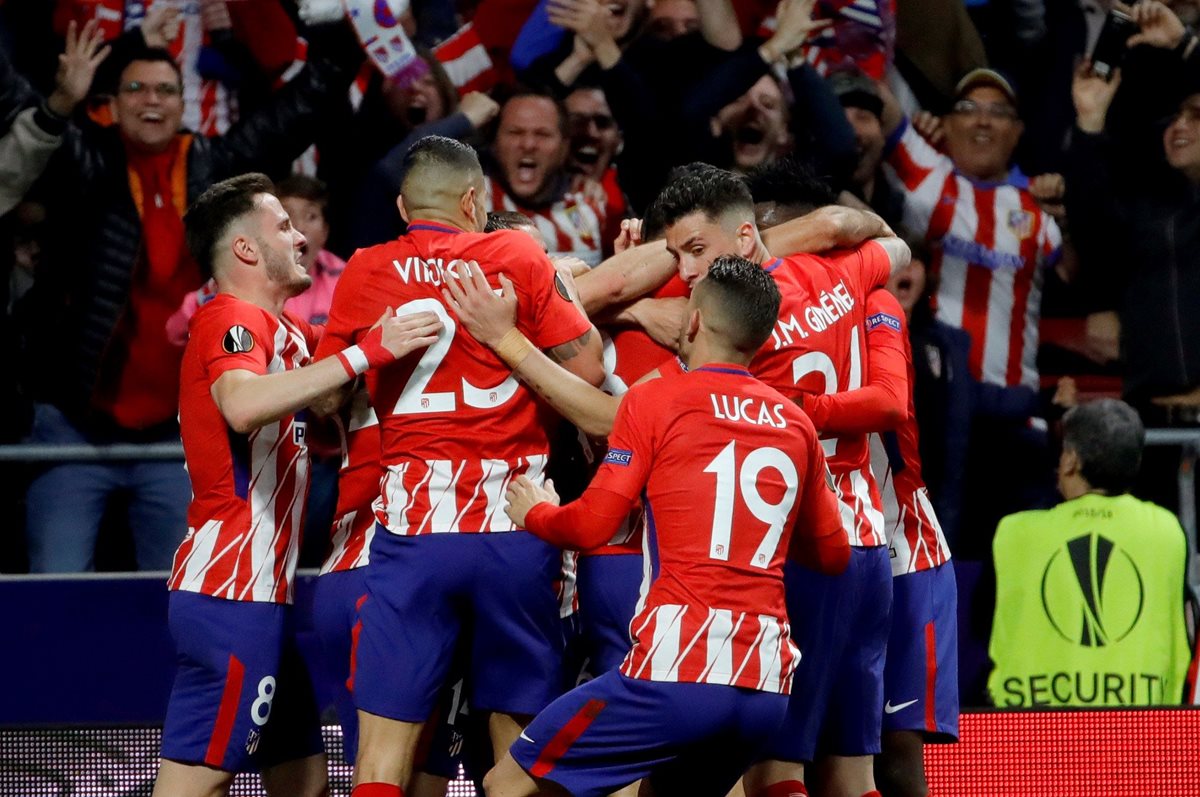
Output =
[
  {"x1": 245, "y1": 728, "x2": 261, "y2": 755},
  {"x1": 519, "y1": 731, "x2": 536, "y2": 744},
  {"x1": 604, "y1": 448, "x2": 633, "y2": 467},
  {"x1": 866, "y1": 312, "x2": 902, "y2": 332},
  {"x1": 884, "y1": 699, "x2": 918, "y2": 714}
]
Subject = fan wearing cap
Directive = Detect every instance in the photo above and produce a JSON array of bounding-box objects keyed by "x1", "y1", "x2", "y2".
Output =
[
  {"x1": 829, "y1": 70, "x2": 905, "y2": 228},
  {"x1": 878, "y1": 69, "x2": 1063, "y2": 559}
]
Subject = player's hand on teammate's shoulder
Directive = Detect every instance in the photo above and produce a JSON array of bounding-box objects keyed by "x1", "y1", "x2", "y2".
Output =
[
  {"x1": 504, "y1": 476, "x2": 561, "y2": 527},
  {"x1": 613, "y1": 218, "x2": 644, "y2": 254},
  {"x1": 377, "y1": 308, "x2": 444, "y2": 360},
  {"x1": 442, "y1": 261, "x2": 519, "y2": 347}
]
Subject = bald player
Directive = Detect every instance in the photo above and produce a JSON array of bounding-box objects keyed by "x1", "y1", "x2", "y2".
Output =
[{"x1": 316, "y1": 136, "x2": 603, "y2": 797}]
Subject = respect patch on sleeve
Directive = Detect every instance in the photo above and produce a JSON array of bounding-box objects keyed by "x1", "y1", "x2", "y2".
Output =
[
  {"x1": 866, "y1": 312, "x2": 902, "y2": 332},
  {"x1": 603, "y1": 448, "x2": 634, "y2": 467}
]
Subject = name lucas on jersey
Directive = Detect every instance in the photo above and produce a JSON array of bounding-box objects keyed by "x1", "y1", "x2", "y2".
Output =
[
  {"x1": 710, "y1": 394, "x2": 787, "y2": 428},
  {"x1": 769, "y1": 280, "x2": 854, "y2": 350}
]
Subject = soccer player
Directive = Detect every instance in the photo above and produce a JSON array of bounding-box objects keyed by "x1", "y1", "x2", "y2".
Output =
[
  {"x1": 747, "y1": 169, "x2": 960, "y2": 796},
  {"x1": 156, "y1": 173, "x2": 441, "y2": 797},
  {"x1": 649, "y1": 166, "x2": 906, "y2": 797},
  {"x1": 316, "y1": 135, "x2": 604, "y2": 797},
  {"x1": 481, "y1": 255, "x2": 851, "y2": 797},
  {"x1": 310, "y1": 382, "x2": 467, "y2": 796},
  {"x1": 797, "y1": 288, "x2": 958, "y2": 797}
]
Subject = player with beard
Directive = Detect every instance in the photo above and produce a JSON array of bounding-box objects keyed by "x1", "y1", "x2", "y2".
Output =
[
  {"x1": 487, "y1": 91, "x2": 608, "y2": 264},
  {"x1": 156, "y1": 173, "x2": 441, "y2": 797},
  {"x1": 318, "y1": 136, "x2": 604, "y2": 797}
]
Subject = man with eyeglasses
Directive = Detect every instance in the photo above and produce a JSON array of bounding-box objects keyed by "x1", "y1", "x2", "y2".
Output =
[
  {"x1": 6, "y1": 16, "x2": 367, "y2": 575},
  {"x1": 565, "y1": 85, "x2": 627, "y2": 244},
  {"x1": 878, "y1": 68, "x2": 1064, "y2": 560}
]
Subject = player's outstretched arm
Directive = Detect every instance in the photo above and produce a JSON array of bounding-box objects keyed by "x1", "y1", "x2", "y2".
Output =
[
  {"x1": 506, "y1": 476, "x2": 634, "y2": 549},
  {"x1": 212, "y1": 312, "x2": 441, "y2": 433},
  {"x1": 443, "y1": 269, "x2": 621, "y2": 436},
  {"x1": 573, "y1": 238, "x2": 677, "y2": 317},
  {"x1": 762, "y1": 205, "x2": 900, "y2": 263}
]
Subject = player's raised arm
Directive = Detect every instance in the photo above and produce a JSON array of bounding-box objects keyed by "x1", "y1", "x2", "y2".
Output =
[
  {"x1": 444, "y1": 266, "x2": 621, "y2": 436},
  {"x1": 212, "y1": 311, "x2": 441, "y2": 433}
]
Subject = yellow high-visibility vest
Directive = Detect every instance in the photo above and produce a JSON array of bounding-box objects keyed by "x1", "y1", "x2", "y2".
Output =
[{"x1": 988, "y1": 493, "x2": 1190, "y2": 707}]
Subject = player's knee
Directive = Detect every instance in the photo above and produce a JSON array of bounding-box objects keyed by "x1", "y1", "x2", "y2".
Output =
[{"x1": 874, "y1": 751, "x2": 927, "y2": 797}]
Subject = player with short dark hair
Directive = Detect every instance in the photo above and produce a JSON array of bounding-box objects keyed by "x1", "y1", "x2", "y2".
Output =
[
  {"x1": 316, "y1": 135, "x2": 604, "y2": 797},
  {"x1": 155, "y1": 173, "x2": 441, "y2": 797},
  {"x1": 648, "y1": 165, "x2": 908, "y2": 797},
  {"x1": 746, "y1": 165, "x2": 961, "y2": 797},
  {"x1": 476, "y1": 255, "x2": 849, "y2": 797}
]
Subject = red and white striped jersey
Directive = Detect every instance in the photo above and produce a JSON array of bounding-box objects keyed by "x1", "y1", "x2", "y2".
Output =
[
  {"x1": 317, "y1": 221, "x2": 593, "y2": 536},
  {"x1": 169, "y1": 295, "x2": 318, "y2": 604},
  {"x1": 861, "y1": 292, "x2": 953, "y2": 575},
  {"x1": 319, "y1": 385, "x2": 381, "y2": 574},
  {"x1": 884, "y1": 119, "x2": 1062, "y2": 389},
  {"x1": 750, "y1": 243, "x2": 893, "y2": 547},
  {"x1": 434, "y1": 23, "x2": 500, "y2": 96},
  {"x1": 756, "y1": 0, "x2": 895, "y2": 79},
  {"x1": 486, "y1": 178, "x2": 607, "y2": 266},
  {"x1": 591, "y1": 366, "x2": 841, "y2": 693}
]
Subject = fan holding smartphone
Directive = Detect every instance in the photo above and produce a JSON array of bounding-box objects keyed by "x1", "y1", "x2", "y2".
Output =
[{"x1": 1089, "y1": 1, "x2": 1197, "y2": 80}]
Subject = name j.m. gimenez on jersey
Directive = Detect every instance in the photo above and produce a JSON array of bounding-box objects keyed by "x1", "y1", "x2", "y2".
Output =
[
  {"x1": 393, "y1": 257, "x2": 475, "y2": 285},
  {"x1": 769, "y1": 280, "x2": 855, "y2": 350},
  {"x1": 710, "y1": 394, "x2": 788, "y2": 428}
]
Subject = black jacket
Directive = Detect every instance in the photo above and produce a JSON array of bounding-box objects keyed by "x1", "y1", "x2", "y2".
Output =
[
  {"x1": 5, "y1": 30, "x2": 361, "y2": 436},
  {"x1": 1067, "y1": 129, "x2": 1200, "y2": 403}
]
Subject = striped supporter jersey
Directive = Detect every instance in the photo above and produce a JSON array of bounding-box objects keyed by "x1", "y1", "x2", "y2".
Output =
[
  {"x1": 319, "y1": 385, "x2": 381, "y2": 574},
  {"x1": 862, "y1": 292, "x2": 953, "y2": 575},
  {"x1": 169, "y1": 295, "x2": 318, "y2": 604},
  {"x1": 750, "y1": 242, "x2": 892, "y2": 547},
  {"x1": 487, "y1": 178, "x2": 606, "y2": 266},
  {"x1": 316, "y1": 221, "x2": 593, "y2": 536},
  {"x1": 596, "y1": 367, "x2": 842, "y2": 693},
  {"x1": 884, "y1": 119, "x2": 1062, "y2": 389}
]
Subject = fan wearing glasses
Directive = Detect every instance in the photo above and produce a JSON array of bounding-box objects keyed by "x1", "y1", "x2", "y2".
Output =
[{"x1": 877, "y1": 69, "x2": 1067, "y2": 565}]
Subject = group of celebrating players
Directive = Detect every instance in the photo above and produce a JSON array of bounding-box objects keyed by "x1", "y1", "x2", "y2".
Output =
[{"x1": 150, "y1": 134, "x2": 959, "y2": 797}]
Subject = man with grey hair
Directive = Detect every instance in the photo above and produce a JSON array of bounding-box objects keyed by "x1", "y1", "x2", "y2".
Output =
[{"x1": 987, "y1": 399, "x2": 1193, "y2": 708}]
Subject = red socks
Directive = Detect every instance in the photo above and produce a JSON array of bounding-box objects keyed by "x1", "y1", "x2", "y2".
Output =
[
  {"x1": 350, "y1": 785, "x2": 403, "y2": 797},
  {"x1": 752, "y1": 781, "x2": 809, "y2": 797}
]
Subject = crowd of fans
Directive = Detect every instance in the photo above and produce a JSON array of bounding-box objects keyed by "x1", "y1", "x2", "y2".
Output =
[{"x1": 0, "y1": 0, "x2": 1197, "y2": 702}]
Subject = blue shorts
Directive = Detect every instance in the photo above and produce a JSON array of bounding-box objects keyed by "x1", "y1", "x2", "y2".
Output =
[
  {"x1": 766, "y1": 545, "x2": 893, "y2": 762},
  {"x1": 312, "y1": 567, "x2": 470, "y2": 776},
  {"x1": 882, "y1": 561, "x2": 959, "y2": 741},
  {"x1": 354, "y1": 528, "x2": 564, "y2": 722},
  {"x1": 512, "y1": 671, "x2": 787, "y2": 797},
  {"x1": 576, "y1": 553, "x2": 643, "y2": 677},
  {"x1": 161, "y1": 591, "x2": 323, "y2": 772}
]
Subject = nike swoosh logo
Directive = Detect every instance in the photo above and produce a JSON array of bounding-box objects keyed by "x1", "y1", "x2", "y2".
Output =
[
  {"x1": 884, "y1": 699, "x2": 919, "y2": 714},
  {"x1": 519, "y1": 732, "x2": 535, "y2": 743}
]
